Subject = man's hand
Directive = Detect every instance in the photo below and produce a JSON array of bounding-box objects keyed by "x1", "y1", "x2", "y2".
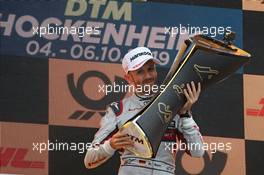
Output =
[
  {"x1": 179, "y1": 81, "x2": 201, "y2": 114},
  {"x1": 110, "y1": 131, "x2": 134, "y2": 150}
]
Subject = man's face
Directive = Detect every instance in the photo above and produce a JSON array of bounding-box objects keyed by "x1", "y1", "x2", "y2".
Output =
[{"x1": 125, "y1": 60, "x2": 158, "y2": 95}]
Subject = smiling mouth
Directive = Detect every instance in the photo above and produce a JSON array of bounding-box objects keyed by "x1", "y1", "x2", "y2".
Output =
[
  {"x1": 143, "y1": 82, "x2": 154, "y2": 85},
  {"x1": 143, "y1": 79, "x2": 155, "y2": 85}
]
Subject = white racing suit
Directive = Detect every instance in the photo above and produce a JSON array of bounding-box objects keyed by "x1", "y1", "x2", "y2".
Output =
[{"x1": 84, "y1": 94, "x2": 204, "y2": 175}]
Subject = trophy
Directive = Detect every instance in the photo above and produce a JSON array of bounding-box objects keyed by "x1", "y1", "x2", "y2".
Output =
[{"x1": 120, "y1": 32, "x2": 251, "y2": 158}]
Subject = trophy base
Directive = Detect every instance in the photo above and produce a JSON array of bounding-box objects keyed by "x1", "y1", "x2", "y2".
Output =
[{"x1": 120, "y1": 120, "x2": 153, "y2": 158}]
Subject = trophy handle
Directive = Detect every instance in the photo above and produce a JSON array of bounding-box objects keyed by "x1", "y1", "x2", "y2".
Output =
[{"x1": 119, "y1": 119, "x2": 153, "y2": 158}]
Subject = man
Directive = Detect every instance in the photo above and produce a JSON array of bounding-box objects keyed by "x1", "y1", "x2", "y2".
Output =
[{"x1": 84, "y1": 47, "x2": 204, "y2": 175}]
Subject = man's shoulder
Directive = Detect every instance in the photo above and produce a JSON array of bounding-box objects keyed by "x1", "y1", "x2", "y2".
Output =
[
  {"x1": 108, "y1": 101, "x2": 123, "y2": 117},
  {"x1": 108, "y1": 95, "x2": 134, "y2": 117}
]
